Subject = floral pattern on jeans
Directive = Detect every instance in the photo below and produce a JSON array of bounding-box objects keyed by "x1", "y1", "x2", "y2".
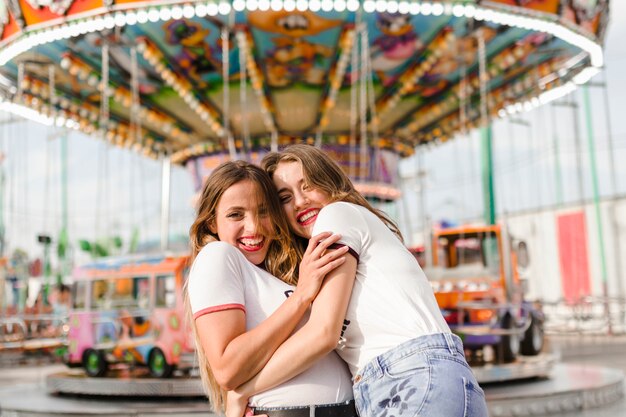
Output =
[{"x1": 377, "y1": 378, "x2": 418, "y2": 417}]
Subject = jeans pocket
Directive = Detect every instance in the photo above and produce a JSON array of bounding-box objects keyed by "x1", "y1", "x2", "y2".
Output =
[
  {"x1": 464, "y1": 376, "x2": 485, "y2": 398},
  {"x1": 364, "y1": 356, "x2": 430, "y2": 417},
  {"x1": 463, "y1": 377, "x2": 489, "y2": 417},
  {"x1": 383, "y1": 352, "x2": 429, "y2": 379}
]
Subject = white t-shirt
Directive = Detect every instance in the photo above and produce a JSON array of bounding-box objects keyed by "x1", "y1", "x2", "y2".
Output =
[
  {"x1": 188, "y1": 241, "x2": 353, "y2": 407},
  {"x1": 313, "y1": 202, "x2": 450, "y2": 375}
]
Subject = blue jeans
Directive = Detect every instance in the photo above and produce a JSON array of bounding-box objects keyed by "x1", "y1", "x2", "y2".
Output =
[{"x1": 352, "y1": 333, "x2": 488, "y2": 417}]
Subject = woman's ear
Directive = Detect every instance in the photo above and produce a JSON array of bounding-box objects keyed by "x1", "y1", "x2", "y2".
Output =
[{"x1": 208, "y1": 220, "x2": 217, "y2": 235}]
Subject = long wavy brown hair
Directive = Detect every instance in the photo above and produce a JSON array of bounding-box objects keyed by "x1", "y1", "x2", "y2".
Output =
[
  {"x1": 184, "y1": 160, "x2": 300, "y2": 412},
  {"x1": 262, "y1": 144, "x2": 403, "y2": 242}
]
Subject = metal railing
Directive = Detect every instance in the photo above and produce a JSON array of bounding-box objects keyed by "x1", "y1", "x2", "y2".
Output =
[
  {"x1": 541, "y1": 296, "x2": 626, "y2": 335},
  {"x1": 0, "y1": 314, "x2": 68, "y2": 351}
]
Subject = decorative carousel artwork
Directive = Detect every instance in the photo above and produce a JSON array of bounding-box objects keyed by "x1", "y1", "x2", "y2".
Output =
[{"x1": 0, "y1": 0, "x2": 610, "y2": 199}]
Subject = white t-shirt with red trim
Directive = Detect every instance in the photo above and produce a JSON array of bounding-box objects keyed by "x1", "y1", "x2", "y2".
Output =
[
  {"x1": 188, "y1": 241, "x2": 353, "y2": 407},
  {"x1": 312, "y1": 202, "x2": 450, "y2": 375}
]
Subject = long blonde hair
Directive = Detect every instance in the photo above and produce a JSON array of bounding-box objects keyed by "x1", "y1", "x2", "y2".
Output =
[
  {"x1": 184, "y1": 161, "x2": 300, "y2": 412},
  {"x1": 262, "y1": 144, "x2": 403, "y2": 242}
]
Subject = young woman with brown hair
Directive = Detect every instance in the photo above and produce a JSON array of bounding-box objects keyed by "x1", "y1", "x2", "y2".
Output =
[{"x1": 185, "y1": 160, "x2": 356, "y2": 416}]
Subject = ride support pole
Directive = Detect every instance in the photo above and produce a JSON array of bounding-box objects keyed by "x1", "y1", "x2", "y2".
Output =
[{"x1": 582, "y1": 85, "x2": 611, "y2": 335}]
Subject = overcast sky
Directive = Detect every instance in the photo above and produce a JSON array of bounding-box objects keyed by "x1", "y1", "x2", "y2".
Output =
[
  {"x1": 1, "y1": 2, "x2": 625, "y2": 268},
  {"x1": 398, "y1": 0, "x2": 626, "y2": 242}
]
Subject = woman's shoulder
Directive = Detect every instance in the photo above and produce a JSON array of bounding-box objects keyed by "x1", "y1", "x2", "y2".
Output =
[
  {"x1": 189, "y1": 242, "x2": 252, "y2": 288},
  {"x1": 198, "y1": 240, "x2": 235, "y2": 254},
  {"x1": 321, "y1": 201, "x2": 362, "y2": 215},
  {"x1": 319, "y1": 201, "x2": 369, "y2": 223},
  {"x1": 196, "y1": 241, "x2": 245, "y2": 263}
]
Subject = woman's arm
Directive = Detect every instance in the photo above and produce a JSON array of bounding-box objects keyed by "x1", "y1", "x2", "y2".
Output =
[
  {"x1": 195, "y1": 233, "x2": 349, "y2": 391},
  {"x1": 232, "y1": 254, "x2": 358, "y2": 398}
]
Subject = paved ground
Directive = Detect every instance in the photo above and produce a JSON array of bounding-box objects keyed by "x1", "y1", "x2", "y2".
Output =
[
  {"x1": 0, "y1": 361, "x2": 66, "y2": 388},
  {"x1": 542, "y1": 334, "x2": 626, "y2": 417},
  {"x1": 1, "y1": 335, "x2": 625, "y2": 416},
  {"x1": 551, "y1": 333, "x2": 626, "y2": 371}
]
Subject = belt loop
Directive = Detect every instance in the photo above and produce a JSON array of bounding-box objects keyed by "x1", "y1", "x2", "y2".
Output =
[
  {"x1": 444, "y1": 332, "x2": 456, "y2": 355},
  {"x1": 375, "y1": 355, "x2": 384, "y2": 378},
  {"x1": 309, "y1": 404, "x2": 316, "y2": 417}
]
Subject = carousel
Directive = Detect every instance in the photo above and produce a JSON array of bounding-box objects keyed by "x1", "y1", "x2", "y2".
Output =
[
  {"x1": 0, "y1": 0, "x2": 610, "y2": 198},
  {"x1": 0, "y1": 1, "x2": 621, "y2": 417}
]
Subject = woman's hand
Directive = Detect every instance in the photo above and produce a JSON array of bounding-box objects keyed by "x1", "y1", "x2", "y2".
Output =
[
  {"x1": 294, "y1": 232, "x2": 349, "y2": 304},
  {"x1": 226, "y1": 391, "x2": 268, "y2": 417},
  {"x1": 226, "y1": 390, "x2": 249, "y2": 417}
]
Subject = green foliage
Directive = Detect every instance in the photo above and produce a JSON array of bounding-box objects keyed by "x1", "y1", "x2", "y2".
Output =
[
  {"x1": 78, "y1": 236, "x2": 128, "y2": 259},
  {"x1": 112, "y1": 236, "x2": 123, "y2": 249},
  {"x1": 94, "y1": 242, "x2": 109, "y2": 258},
  {"x1": 79, "y1": 240, "x2": 92, "y2": 252}
]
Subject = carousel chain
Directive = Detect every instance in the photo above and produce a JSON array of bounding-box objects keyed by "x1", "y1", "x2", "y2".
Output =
[
  {"x1": 222, "y1": 26, "x2": 237, "y2": 160},
  {"x1": 359, "y1": 26, "x2": 369, "y2": 182},
  {"x1": 349, "y1": 13, "x2": 362, "y2": 180},
  {"x1": 16, "y1": 62, "x2": 24, "y2": 103},
  {"x1": 48, "y1": 65, "x2": 55, "y2": 121},
  {"x1": 130, "y1": 46, "x2": 142, "y2": 146},
  {"x1": 236, "y1": 31, "x2": 278, "y2": 151},
  {"x1": 349, "y1": 35, "x2": 358, "y2": 179},
  {"x1": 238, "y1": 30, "x2": 251, "y2": 161},
  {"x1": 100, "y1": 44, "x2": 110, "y2": 138},
  {"x1": 477, "y1": 32, "x2": 489, "y2": 127},
  {"x1": 271, "y1": 130, "x2": 278, "y2": 153},
  {"x1": 459, "y1": 62, "x2": 468, "y2": 136},
  {"x1": 365, "y1": 40, "x2": 380, "y2": 183},
  {"x1": 316, "y1": 27, "x2": 357, "y2": 148},
  {"x1": 314, "y1": 125, "x2": 322, "y2": 148}
]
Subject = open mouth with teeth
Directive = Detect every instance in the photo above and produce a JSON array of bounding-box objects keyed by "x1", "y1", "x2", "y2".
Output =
[
  {"x1": 238, "y1": 236, "x2": 266, "y2": 252},
  {"x1": 277, "y1": 14, "x2": 310, "y2": 32},
  {"x1": 297, "y1": 208, "x2": 320, "y2": 226}
]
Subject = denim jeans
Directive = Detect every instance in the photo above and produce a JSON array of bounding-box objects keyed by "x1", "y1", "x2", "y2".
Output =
[{"x1": 352, "y1": 333, "x2": 488, "y2": 417}]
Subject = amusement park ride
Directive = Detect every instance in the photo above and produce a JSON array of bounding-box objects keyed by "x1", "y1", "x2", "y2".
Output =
[
  {"x1": 64, "y1": 253, "x2": 194, "y2": 378},
  {"x1": 423, "y1": 224, "x2": 544, "y2": 364},
  {"x1": 0, "y1": 0, "x2": 621, "y2": 416},
  {"x1": 0, "y1": 0, "x2": 610, "y2": 197}
]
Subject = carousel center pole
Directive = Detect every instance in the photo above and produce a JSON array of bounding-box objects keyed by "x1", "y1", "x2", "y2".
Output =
[
  {"x1": 58, "y1": 129, "x2": 68, "y2": 284},
  {"x1": 51, "y1": 65, "x2": 70, "y2": 285},
  {"x1": 160, "y1": 156, "x2": 171, "y2": 252},
  {"x1": 477, "y1": 32, "x2": 495, "y2": 226}
]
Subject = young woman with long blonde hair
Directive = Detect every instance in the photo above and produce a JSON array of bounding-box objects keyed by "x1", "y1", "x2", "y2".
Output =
[{"x1": 185, "y1": 160, "x2": 356, "y2": 416}]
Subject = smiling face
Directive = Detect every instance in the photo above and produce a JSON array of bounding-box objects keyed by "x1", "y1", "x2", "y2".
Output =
[
  {"x1": 272, "y1": 161, "x2": 332, "y2": 239},
  {"x1": 210, "y1": 180, "x2": 272, "y2": 266}
]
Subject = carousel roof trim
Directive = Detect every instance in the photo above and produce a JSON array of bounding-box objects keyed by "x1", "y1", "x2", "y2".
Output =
[
  {"x1": 0, "y1": 1, "x2": 604, "y2": 69},
  {"x1": 0, "y1": 0, "x2": 609, "y2": 164},
  {"x1": 136, "y1": 37, "x2": 226, "y2": 138}
]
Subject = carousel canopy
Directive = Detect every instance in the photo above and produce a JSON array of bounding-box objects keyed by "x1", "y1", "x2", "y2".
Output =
[{"x1": 0, "y1": 1, "x2": 610, "y2": 174}]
